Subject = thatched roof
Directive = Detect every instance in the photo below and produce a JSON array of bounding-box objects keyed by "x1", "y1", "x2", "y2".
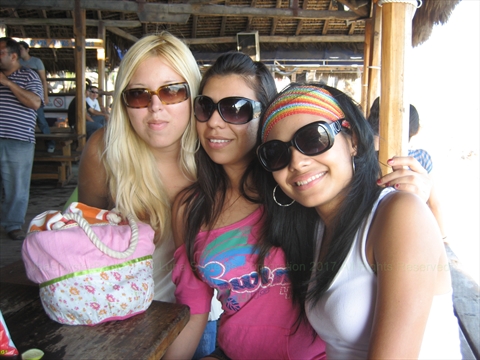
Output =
[
  {"x1": 412, "y1": 0, "x2": 461, "y2": 46},
  {"x1": 0, "y1": 0, "x2": 461, "y2": 75}
]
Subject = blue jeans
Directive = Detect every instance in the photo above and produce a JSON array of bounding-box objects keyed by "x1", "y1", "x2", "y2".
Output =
[
  {"x1": 36, "y1": 106, "x2": 55, "y2": 149},
  {"x1": 0, "y1": 138, "x2": 35, "y2": 232},
  {"x1": 86, "y1": 121, "x2": 103, "y2": 139},
  {"x1": 192, "y1": 320, "x2": 217, "y2": 360},
  {"x1": 91, "y1": 115, "x2": 106, "y2": 127}
]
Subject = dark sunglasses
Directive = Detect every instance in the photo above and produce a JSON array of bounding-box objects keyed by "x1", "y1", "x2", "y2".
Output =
[
  {"x1": 90, "y1": 91, "x2": 99, "y2": 94},
  {"x1": 194, "y1": 95, "x2": 262, "y2": 125},
  {"x1": 257, "y1": 119, "x2": 344, "y2": 172},
  {"x1": 122, "y1": 82, "x2": 190, "y2": 108}
]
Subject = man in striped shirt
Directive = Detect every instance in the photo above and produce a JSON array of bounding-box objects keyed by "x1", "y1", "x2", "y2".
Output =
[{"x1": 0, "y1": 37, "x2": 43, "y2": 241}]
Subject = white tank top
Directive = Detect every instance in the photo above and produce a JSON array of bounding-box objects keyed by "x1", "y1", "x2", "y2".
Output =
[
  {"x1": 306, "y1": 188, "x2": 461, "y2": 359},
  {"x1": 152, "y1": 236, "x2": 176, "y2": 303}
]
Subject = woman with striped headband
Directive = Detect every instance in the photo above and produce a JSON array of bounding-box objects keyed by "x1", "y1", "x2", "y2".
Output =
[{"x1": 257, "y1": 83, "x2": 461, "y2": 359}]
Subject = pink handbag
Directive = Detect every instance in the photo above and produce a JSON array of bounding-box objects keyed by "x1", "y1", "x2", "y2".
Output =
[{"x1": 22, "y1": 203, "x2": 155, "y2": 325}]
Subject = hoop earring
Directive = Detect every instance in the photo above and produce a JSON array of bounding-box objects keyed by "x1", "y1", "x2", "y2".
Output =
[
  {"x1": 273, "y1": 184, "x2": 295, "y2": 207},
  {"x1": 352, "y1": 156, "x2": 356, "y2": 175}
]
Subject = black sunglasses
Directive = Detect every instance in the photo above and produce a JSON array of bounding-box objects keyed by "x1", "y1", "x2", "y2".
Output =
[
  {"x1": 122, "y1": 82, "x2": 190, "y2": 108},
  {"x1": 194, "y1": 95, "x2": 262, "y2": 125},
  {"x1": 257, "y1": 119, "x2": 344, "y2": 172}
]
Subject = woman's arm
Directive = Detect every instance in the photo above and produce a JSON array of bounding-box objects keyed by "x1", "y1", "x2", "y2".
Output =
[
  {"x1": 366, "y1": 191, "x2": 450, "y2": 358},
  {"x1": 78, "y1": 128, "x2": 111, "y2": 209},
  {"x1": 163, "y1": 194, "x2": 210, "y2": 359},
  {"x1": 162, "y1": 313, "x2": 209, "y2": 360}
]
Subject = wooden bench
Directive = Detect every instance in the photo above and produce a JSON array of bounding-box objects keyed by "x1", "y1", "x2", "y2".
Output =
[
  {"x1": 33, "y1": 130, "x2": 85, "y2": 187},
  {"x1": 446, "y1": 244, "x2": 480, "y2": 359}
]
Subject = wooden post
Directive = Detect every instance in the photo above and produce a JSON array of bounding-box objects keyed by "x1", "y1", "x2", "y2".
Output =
[
  {"x1": 97, "y1": 21, "x2": 106, "y2": 109},
  {"x1": 367, "y1": 3, "x2": 382, "y2": 117},
  {"x1": 74, "y1": 0, "x2": 86, "y2": 149},
  {"x1": 378, "y1": 0, "x2": 416, "y2": 175},
  {"x1": 361, "y1": 18, "x2": 372, "y2": 115}
]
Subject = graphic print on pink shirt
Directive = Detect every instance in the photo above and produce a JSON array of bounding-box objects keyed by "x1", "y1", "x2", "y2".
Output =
[{"x1": 196, "y1": 219, "x2": 290, "y2": 312}]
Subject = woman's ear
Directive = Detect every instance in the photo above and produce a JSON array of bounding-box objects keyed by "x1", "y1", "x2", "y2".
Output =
[{"x1": 348, "y1": 132, "x2": 358, "y2": 157}]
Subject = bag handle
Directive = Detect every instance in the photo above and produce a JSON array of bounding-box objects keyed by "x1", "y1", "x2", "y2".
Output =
[{"x1": 63, "y1": 213, "x2": 139, "y2": 259}]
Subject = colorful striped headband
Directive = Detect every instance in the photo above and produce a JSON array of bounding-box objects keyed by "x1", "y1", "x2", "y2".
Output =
[{"x1": 261, "y1": 86, "x2": 346, "y2": 142}]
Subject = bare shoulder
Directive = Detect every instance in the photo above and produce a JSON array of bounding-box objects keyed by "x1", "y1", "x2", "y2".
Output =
[
  {"x1": 375, "y1": 190, "x2": 429, "y2": 220},
  {"x1": 369, "y1": 191, "x2": 443, "y2": 261},
  {"x1": 82, "y1": 127, "x2": 105, "y2": 159}
]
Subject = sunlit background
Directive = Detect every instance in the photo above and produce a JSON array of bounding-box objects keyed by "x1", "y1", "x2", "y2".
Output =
[{"x1": 407, "y1": 0, "x2": 479, "y2": 284}]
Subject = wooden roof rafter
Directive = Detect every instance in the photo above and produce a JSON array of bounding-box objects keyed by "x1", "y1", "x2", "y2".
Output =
[
  {"x1": 270, "y1": 0, "x2": 282, "y2": 36},
  {"x1": 294, "y1": 0, "x2": 309, "y2": 36},
  {"x1": 11, "y1": 8, "x2": 25, "y2": 38},
  {"x1": 0, "y1": 0, "x2": 460, "y2": 75},
  {"x1": 246, "y1": 0, "x2": 257, "y2": 32},
  {"x1": 1, "y1": 0, "x2": 365, "y2": 21}
]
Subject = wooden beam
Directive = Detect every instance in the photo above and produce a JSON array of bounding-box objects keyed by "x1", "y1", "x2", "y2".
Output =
[
  {"x1": 40, "y1": 9, "x2": 51, "y2": 38},
  {"x1": 106, "y1": 26, "x2": 138, "y2": 43},
  {"x1": 1, "y1": 0, "x2": 364, "y2": 21},
  {"x1": 185, "y1": 34, "x2": 364, "y2": 45},
  {"x1": 220, "y1": 15, "x2": 227, "y2": 37},
  {"x1": 0, "y1": 18, "x2": 142, "y2": 28},
  {"x1": 295, "y1": 0, "x2": 309, "y2": 36},
  {"x1": 361, "y1": 18, "x2": 372, "y2": 114},
  {"x1": 348, "y1": 21, "x2": 356, "y2": 35},
  {"x1": 13, "y1": 37, "x2": 104, "y2": 49},
  {"x1": 378, "y1": 2, "x2": 416, "y2": 175},
  {"x1": 270, "y1": 0, "x2": 282, "y2": 36},
  {"x1": 322, "y1": 1, "x2": 335, "y2": 36},
  {"x1": 74, "y1": 0, "x2": 86, "y2": 149},
  {"x1": 367, "y1": 3, "x2": 381, "y2": 113},
  {"x1": 191, "y1": 15, "x2": 198, "y2": 39},
  {"x1": 246, "y1": 0, "x2": 257, "y2": 32},
  {"x1": 11, "y1": 9, "x2": 26, "y2": 38}
]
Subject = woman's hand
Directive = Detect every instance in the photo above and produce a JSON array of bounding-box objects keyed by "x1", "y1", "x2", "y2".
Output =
[{"x1": 376, "y1": 156, "x2": 432, "y2": 202}]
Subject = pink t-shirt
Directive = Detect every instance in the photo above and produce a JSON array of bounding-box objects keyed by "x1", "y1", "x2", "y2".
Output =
[{"x1": 173, "y1": 207, "x2": 325, "y2": 359}]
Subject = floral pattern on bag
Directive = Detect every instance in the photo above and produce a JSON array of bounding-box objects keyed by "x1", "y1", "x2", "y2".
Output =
[{"x1": 40, "y1": 258, "x2": 154, "y2": 326}]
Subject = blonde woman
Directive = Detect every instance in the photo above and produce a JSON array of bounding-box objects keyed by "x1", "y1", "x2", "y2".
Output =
[
  {"x1": 79, "y1": 32, "x2": 199, "y2": 299},
  {"x1": 78, "y1": 33, "x2": 221, "y2": 355}
]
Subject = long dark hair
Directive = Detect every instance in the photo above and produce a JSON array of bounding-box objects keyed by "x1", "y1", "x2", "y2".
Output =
[
  {"x1": 260, "y1": 82, "x2": 383, "y2": 307},
  {"x1": 179, "y1": 51, "x2": 278, "y2": 277}
]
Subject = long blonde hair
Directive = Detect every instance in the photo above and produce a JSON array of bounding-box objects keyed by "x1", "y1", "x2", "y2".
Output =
[{"x1": 103, "y1": 32, "x2": 201, "y2": 243}]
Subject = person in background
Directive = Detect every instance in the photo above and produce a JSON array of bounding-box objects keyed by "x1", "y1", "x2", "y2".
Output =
[
  {"x1": 368, "y1": 97, "x2": 446, "y2": 241},
  {"x1": 0, "y1": 37, "x2": 43, "y2": 240},
  {"x1": 165, "y1": 52, "x2": 326, "y2": 359},
  {"x1": 257, "y1": 82, "x2": 461, "y2": 359},
  {"x1": 18, "y1": 40, "x2": 55, "y2": 153},
  {"x1": 67, "y1": 90, "x2": 104, "y2": 140},
  {"x1": 86, "y1": 85, "x2": 110, "y2": 125},
  {"x1": 78, "y1": 32, "x2": 221, "y2": 358}
]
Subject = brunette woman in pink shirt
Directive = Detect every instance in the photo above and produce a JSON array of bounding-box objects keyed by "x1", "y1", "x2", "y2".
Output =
[{"x1": 164, "y1": 52, "x2": 326, "y2": 359}]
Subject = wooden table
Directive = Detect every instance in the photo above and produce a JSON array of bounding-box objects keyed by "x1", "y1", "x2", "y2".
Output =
[
  {"x1": 33, "y1": 132, "x2": 85, "y2": 187},
  {"x1": 0, "y1": 261, "x2": 189, "y2": 359}
]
